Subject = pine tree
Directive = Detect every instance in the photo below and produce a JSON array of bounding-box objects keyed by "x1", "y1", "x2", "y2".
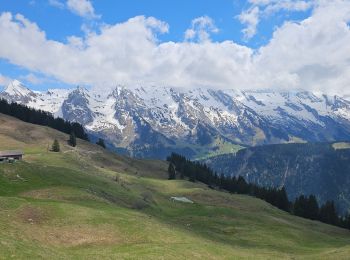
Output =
[
  {"x1": 237, "y1": 176, "x2": 248, "y2": 194},
  {"x1": 51, "y1": 139, "x2": 60, "y2": 152},
  {"x1": 293, "y1": 195, "x2": 307, "y2": 218},
  {"x1": 319, "y1": 201, "x2": 338, "y2": 225},
  {"x1": 277, "y1": 187, "x2": 290, "y2": 212},
  {"x1": 344, "y1": 214, "x2": 350, "y2": 229},
  {"x1": 96, "y1": 138, "x2": 106, "y2": 148},
  {"x1": 168, "y1": 163, "x2": 176, "y2": 180},
  {"x1": 307, "y1": 195, "x2": 319, "y2": 220},
  {"x1": 68, "y1": 131, "x2": 77, "y2": 147}
]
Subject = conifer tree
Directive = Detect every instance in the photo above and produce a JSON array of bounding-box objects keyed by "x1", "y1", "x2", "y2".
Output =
[
  {"x1": 96, "y1": 138, "x2": 106, "y2": 148},
  {"x1": 168, "y1": 163, "x2": 176, "y2": 180},
  {"x1": 307, "y1": 195, "x2": 319, "y2": 220},
  {"x1": 51, "y1": 139, "x2": 60, "y2": 152},
  {"x1": 344, "y1": 214, "x2": 350, "y2": 229},
  {"x1": 319, "y1": 201, "x2": 338, "y2": 225},
  {"x1": 293, "y1": 195, "x2": 307, "y2": 218},
  {"x1": 68, "y1": 131, "x2": 77, "y2": 147},
  {"x1": 277, "y1": 187, "x2": 290, "y2": 212}
]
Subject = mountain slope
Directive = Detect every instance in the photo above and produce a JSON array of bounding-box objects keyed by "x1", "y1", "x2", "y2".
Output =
[
  {"x1": 204, "y1": 143, "x2": 350, "y2": 214},
  {"x1": 1, "y1": 113, "x2": 350, "y2": 259},
  {"x1": 1, "y1": 80, "x2": 350, "y2": 159}
]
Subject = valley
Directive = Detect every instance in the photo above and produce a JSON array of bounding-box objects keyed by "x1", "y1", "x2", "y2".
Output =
[{"x1": 1, "y1": 113, "x2": 350, "y2": 259}]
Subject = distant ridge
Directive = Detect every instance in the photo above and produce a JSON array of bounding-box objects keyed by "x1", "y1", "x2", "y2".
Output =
[{"x1": 1, "y1": 80, "x2": 350, "y2": 159}]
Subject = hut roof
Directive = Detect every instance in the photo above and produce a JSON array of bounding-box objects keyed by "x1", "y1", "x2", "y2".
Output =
[{"x1": 0, "y1": 150, "x2": 23, "y2": 157}]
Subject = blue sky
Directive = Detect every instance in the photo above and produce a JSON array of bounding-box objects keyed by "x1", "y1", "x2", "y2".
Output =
[
  {"x1": 0, "y1": 1, "x2": 312, "y2": 47},
  {"x1": 0, "y1": 1, "x2": 349, "y2": 94}
]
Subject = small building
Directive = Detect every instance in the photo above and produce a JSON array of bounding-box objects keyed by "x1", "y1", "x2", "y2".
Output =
[{"x1": 0, "y1": 150, "x2": 23, "y2": 162}]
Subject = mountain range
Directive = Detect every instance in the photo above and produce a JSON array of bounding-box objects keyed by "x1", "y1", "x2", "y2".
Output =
[{"x1": 1, "y1": 80, "x2": 350, "y2": 159}]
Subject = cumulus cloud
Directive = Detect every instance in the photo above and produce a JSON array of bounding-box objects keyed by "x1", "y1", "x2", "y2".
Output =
[
  {"x1": 48, "y1": 0, "x2": 65, "y2": 9},
  {"x1": 185, "y1": 16, "x2": 219, "y2": 42},
  {"x1": 255, "y1": 0, "x2": 350, "y2": 93},
  {"x1": 0, "y1": 13, "x2": 172, "y2": 87},
  {"x1": 239, "y1": 0, "x2": 314, "y2": 40},
  {"x1": 66, "y1": 0, "x2": 98, "y2": 19},
  {"x1": 238, "y1": 6, "x2": 260, "y2": 40},
  {"x1": 0, "y1": 1, "x2": 350, "y2": 94},
  {"x1": 49, "y1": 0, "x2": 99, "y2": 19}
]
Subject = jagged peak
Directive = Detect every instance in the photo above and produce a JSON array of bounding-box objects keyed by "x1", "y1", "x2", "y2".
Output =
[
  {"x1": 4, "y1": 80, "x2": 34, "y2": 97},
  {"x1": 69, "y1": 85, "x2": 90, "y2": 98},
  {"x1": 74, "y1": 85, "x2": 89, "y2": 93}
]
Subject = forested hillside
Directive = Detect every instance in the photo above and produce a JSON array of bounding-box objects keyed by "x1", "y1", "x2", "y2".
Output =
[
  {"x1": 204, "y1": 143, "x2": 350, "y2": 214},
  {"x1": 0, "y1": 98, "x2": 88, "y2": 140}
]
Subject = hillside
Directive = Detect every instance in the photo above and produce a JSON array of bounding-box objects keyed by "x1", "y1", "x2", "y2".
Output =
[
  {"x1": 204, "y1": 143, "x2": 350, "y2": 214},
  {"x1": 2, "y1": 80, "x2": 350, "y2": 159},
  {"x1": 1, "y1": 113, "x2": 350, "y2": 259}
]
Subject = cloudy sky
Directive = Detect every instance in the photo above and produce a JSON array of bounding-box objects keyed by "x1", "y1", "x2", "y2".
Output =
[{"x1": 0, "y1": 0, "x2": 349, "y2": 94}]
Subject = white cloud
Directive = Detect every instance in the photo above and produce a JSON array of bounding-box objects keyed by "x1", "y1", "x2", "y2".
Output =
[
  {"x1": 263, "y1": 1, "x2": 313, "y2": 14},
  {"x1": 49, "y1": 0, "x2": 99, "y2": 19},
  {"x1": 66, "y1": 0, "x2": 98, "y2": 19},
  {"x1": 239, "y1": 0, "x2": 314, "y2": 39},
  {"x1": 0, "y1": 1, "x2": 350, "y2": 95},
  {"x1": 184, "y1": 16, "x2": 219, "y2": 42},
  {"x1": 48, "y1": 0, "x2": 65, "y2": 9},
  {"x1": 0, "y1": 13, "x2": 172, "y2": 88},
  {"x1": 0, "y1": 74, "x2": 12, "y2": 87},
  {"x1": 255, "y1": 0, "x2": 350, "y2": 93},
  {"x1": 238, "y1": 7, "x2": 260, "y2": 41}
]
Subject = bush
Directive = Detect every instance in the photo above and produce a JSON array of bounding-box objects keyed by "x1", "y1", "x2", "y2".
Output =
[{"x1": 132, "y1": 199, "x2": 149, "y2": 210}]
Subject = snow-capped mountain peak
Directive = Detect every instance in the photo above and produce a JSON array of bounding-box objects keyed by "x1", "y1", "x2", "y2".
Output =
[
  {"x1": 4, "y1": 80, "x2": 34, "y2": 97},
  {"x1": 1, "y1": 80, "x2": 350, "y2": 159}
]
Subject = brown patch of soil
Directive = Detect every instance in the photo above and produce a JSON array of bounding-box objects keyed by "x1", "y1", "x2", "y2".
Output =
[{"x1": 17, "y1": 205, "x2": 49, "y2": 224}]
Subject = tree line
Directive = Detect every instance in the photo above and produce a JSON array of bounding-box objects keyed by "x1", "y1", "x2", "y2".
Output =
[
  {"x1": 167, "y1": 152, "x2": 350, "y2": 230},
  {"x1": 0, "y1": 98, "x2": 89, "y2": 140},
  {"x1": 0, "y1": 98, "x2": 109, "y2": 151}
]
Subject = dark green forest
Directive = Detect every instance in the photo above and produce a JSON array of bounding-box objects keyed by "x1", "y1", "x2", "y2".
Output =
[
  {"x1": 204, "y1": 143, "x2": 350, "y2": 215},
  {"x1": 167, "y1": 153, "x2": 350, "y2": 230},
  {"x1": 0, "y1": 98, "x2": 88, "y2": 141}
]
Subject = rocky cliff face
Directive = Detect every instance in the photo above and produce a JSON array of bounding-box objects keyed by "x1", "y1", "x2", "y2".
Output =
[{"x1": 1, "y1": 80, "x2": 350, "y2": 159}]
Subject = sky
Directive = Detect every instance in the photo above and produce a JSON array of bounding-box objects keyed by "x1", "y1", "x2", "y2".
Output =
[{"x1": 0, "y1": 0, "x2": 349, "y2": 95}]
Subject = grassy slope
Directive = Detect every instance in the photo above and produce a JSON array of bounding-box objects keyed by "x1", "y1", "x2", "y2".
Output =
[
  {"x1": 192, "y1": 137, "x2": 243, "y2": 160},
  {"x1": 0, "y1": 113, "x2": 349, "y2": 259}
]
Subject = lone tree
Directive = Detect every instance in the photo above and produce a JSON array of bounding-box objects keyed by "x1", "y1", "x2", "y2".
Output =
[
  {"x1": 68, "y1": 131, "x2": 77, "y2": 147},
  {"x1": 96, "y1": 138, "x2": 106, "y2": 148},
  {"x1": 51, "y1": 139, "x2": 60, "y2": 152},
  {"x1": 168, "y1": 163, "x2": 176, "y2": 180}
]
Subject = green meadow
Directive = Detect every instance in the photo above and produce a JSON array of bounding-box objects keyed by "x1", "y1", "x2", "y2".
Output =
[{"x1": 0, "y1": 113, "x2": 350, "y2": 259}]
